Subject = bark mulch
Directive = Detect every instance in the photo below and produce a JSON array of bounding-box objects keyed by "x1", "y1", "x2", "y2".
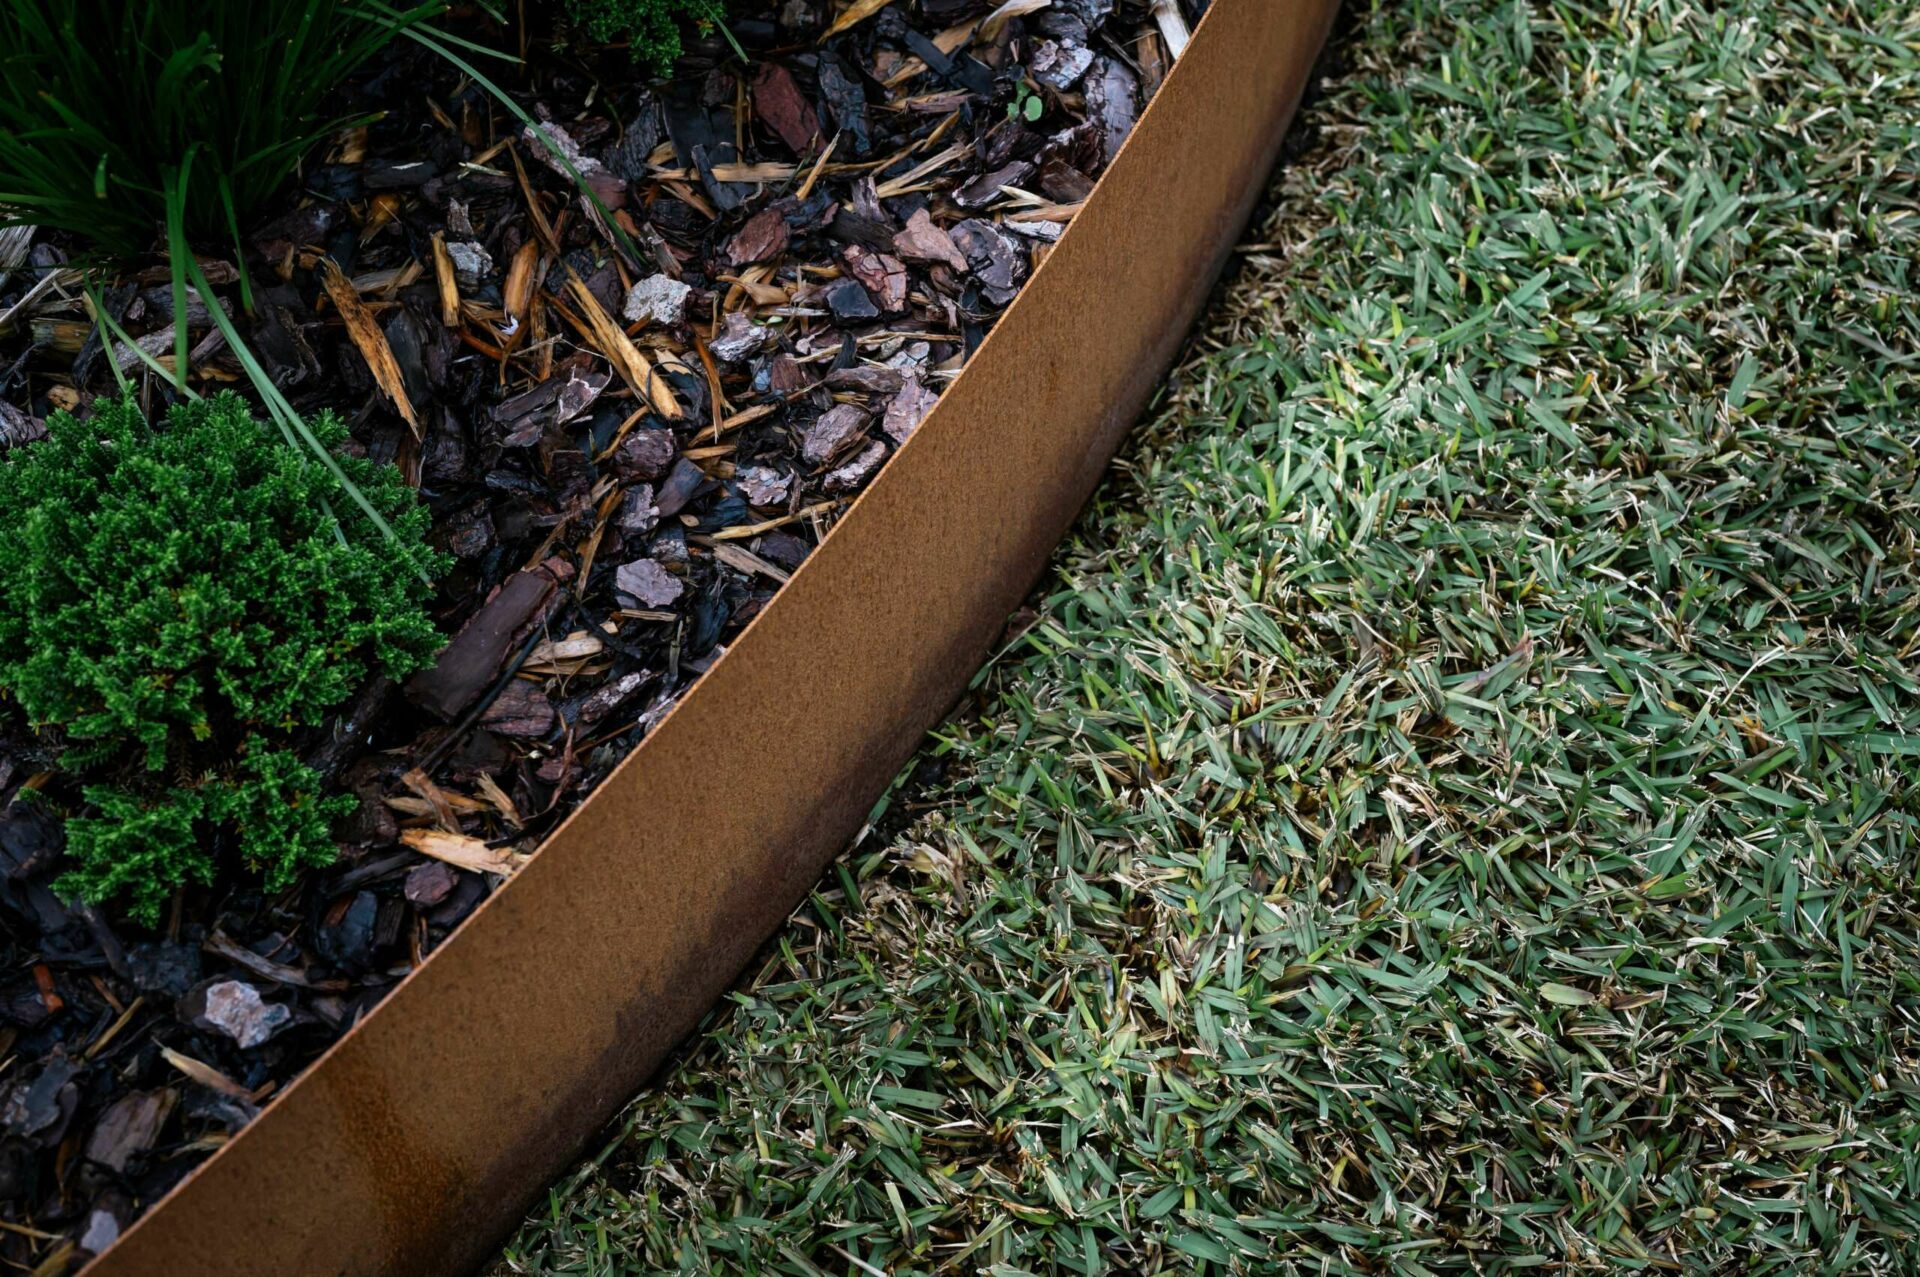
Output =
[{"x1": 0, "y1": 0, "x2": 1196, "y2": 1267}]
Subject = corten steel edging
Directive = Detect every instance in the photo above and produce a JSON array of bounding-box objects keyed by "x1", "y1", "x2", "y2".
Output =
[{"x1": 86, "y1": 3, "x2": 1336, "y2": 1273}]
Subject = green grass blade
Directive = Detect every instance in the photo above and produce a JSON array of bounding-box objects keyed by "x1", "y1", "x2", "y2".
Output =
[
  {"x1": 84, "y1": 282, "x2": 133, "y2": 397},
  {"x1": 182, "y1": 252, "x2": 408, "y2": 556}
]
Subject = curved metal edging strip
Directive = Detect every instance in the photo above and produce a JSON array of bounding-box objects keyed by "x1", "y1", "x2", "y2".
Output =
[{"x1": 87, "y1": 3, "x2": 1338, "y2": 1271}]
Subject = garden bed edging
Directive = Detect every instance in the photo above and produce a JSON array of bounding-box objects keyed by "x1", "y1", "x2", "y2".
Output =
[{"x1": 84, "y1": 2, "x2": 1338, "y2": 1271}]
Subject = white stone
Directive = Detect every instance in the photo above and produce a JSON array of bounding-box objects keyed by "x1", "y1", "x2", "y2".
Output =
[{"x1": 623, "y1": 274, "x2": 693, "y2": 327}]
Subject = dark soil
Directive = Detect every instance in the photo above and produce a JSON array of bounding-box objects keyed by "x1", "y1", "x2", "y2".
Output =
[{"x1": 0, "y1": 0, "x2": 1189, "y2": 1266}]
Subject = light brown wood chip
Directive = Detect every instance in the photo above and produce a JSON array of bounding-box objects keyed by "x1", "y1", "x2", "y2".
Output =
[
  {"x1": 824, "y1": 0, "x2": 896, "y2": 38},
  {"x1": 431, "y1": 232, "x2": 460, "y2": 328},
  {"x1": 319, "y1": 258, "x2": 420, "y2": 437},
  {"x1": 566, "y1": 275, "x2": 683, "y2": 420},
  {"x1": 400, "y1": 827, "x2": 531, "y2": 878}
]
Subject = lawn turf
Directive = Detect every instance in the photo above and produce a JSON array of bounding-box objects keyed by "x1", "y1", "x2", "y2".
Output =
[{"x1": 494, "y1": 0, "x2": 1920, "y2": 1271}]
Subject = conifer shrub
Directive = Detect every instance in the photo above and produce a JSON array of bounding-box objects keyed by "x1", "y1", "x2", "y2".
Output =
[
  {"x1": 566, "y1": 0, "x2": 726, "y2": 76},
  {"x1": 0, "y1": 394, "x2": 445, "y2": 923}
]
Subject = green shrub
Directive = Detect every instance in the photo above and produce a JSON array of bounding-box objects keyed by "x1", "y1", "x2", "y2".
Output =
[
  {"x1": 0, "y1": 393, "x2": 445, "y2": 923},
  {"x1": 566, "y1": 0, "x2": 726, "y2": 76}
]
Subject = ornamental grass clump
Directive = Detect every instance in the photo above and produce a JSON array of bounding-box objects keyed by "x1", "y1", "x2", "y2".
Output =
[
  {"x1": 0, "y1": 0, "x2": 615, "y2": 531},
  {"x1": 0, "y1": 394, "x2": 445, "y2": 923},
  {"x1": 0, "y1": 0, "x2": 448, "y2": 266}
]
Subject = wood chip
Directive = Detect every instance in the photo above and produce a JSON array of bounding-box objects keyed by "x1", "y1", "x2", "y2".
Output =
[
  {"x1": 710, "y1": 162, "x2": 800, "y2": 184},
  {"x1": 320, "y1": 258, "x2": 420, "y2": 437},
  {"x1": 565, "y1": 275, "x2": 683, "y2": 420},
  {"x1": 1150, "y1": 0, "x2": 1191, "y2": 57},
  {"x1": 727, "y1": 206, "x2": 791, "y2": 265},
  {"x1": 431, "y1": 232, "x2": 460, "y2": 328},
  {"x1": 752, "y1": 63, "x2": 824, "y2": 154},
  {"x1": 980, "y1": 0, "x2": 1051, "y2": 41},
  {"x1": 893, "y1": 208, "x2": 967, "y2": 271},
  {"x1": 824, "y1": 0, "x2": 897, "y2": 39},
  {"x1": 504, "y1": 240, "x2": 540, "y2": 324},
  {"x1": 475, "y1": 771, "x2": 524, "y2": 829},
  {"x1": 525, "y1": 630, "x2": 608, "y2": 674},
  {"x1": 400, "y1": 827, "x2": 531, "y2": 878},
  {"x1": 401, "y1": 767, "x2": 467, "y2": 833}
]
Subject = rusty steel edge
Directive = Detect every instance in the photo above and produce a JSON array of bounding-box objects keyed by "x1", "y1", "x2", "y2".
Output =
[{"x1": 86, "y1": 3, "x2": 1337, "y2": 1272}]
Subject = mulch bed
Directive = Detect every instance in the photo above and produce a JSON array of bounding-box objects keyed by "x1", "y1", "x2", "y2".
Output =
[{"x1": 0, "y1": 0, "x2": 1193, "y2": 1266}]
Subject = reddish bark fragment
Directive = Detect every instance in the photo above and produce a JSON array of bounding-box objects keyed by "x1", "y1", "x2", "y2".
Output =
[
  {"x1": 892, "y1": 208, "x2": 967, "y2": 271},
  {"x1": 752, "y1": 63, "x2": 822, "y2": 153},
  {"x1": 841, "y1": 245, "x2": 909, "y2": 313},
  {"x1": 727, "y1": 207, "x2": 789, "y2": 266}
]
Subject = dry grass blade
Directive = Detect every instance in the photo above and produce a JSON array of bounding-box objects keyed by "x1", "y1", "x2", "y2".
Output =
[
  {"x1": 873, "y1": 143, "x2": 966, "y2": 200},
  {"x1": 160, "y1": 1047, "x2": 260, "y2": 1102},
  {"x1": 0, "y1": 268, "x2": 80, "y2": 337},
  {"x1": 708, "y1": 499, "x2": 841, "y2": 541}
]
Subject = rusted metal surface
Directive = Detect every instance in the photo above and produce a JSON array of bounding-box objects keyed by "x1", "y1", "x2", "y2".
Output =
[{"x1": 85, "y1": 3, "x2": 1337, "y2": 1272}]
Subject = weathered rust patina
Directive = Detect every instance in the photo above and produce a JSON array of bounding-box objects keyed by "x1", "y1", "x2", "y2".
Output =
[{"x1": 85, "y1": 3, "x2": 1339, "y2": 1271}]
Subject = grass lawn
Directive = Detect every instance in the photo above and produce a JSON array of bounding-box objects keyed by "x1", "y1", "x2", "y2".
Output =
[{"x1": 494, "y1": 0, "x2": 1920, "y2": 1271}]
